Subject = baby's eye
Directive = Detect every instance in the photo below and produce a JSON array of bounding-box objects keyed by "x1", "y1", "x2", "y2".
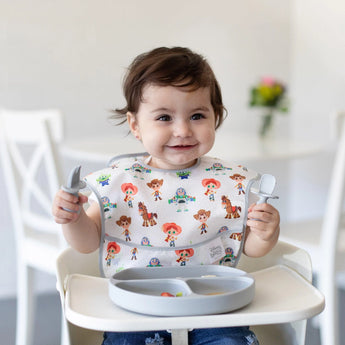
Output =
[
  {"x1": 157, "y1": 114, "x2": 172, "y2": 121},
  {"x1": 191, "y1": 113, "x2": 205, "y2": 120}
]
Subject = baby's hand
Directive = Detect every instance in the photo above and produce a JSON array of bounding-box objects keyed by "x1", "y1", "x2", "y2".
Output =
[
  {"x1": 246, "y1": 203, "x2": 280, "y2": 242},
  {"x1": 52, "y1": 189, "x2": 88, "y2": 224}
]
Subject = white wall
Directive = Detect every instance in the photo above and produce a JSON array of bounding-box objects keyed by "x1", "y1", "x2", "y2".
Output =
[
  {"x1": 0, "y1": 0, "x2": 297, "y2": 298},
  {"x1": 1, "y1": 0, "x2": 291, "y2": 138},
  {"x1": 288, "y1": 0, "x2": 345, "y2": 221}
]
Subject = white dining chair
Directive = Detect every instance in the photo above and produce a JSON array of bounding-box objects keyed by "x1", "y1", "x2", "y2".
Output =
[
  {"x1": 0, "y1": 109, "x2": 68, "y2": 345},
  {"x1": 56, "y1": 240, "x2": 313, "y2": 345},
  {"x1": 280, "y1": 110, "x2": 345, "y2": 345}
]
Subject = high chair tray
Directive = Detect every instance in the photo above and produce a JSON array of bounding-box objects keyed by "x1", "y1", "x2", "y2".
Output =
[
  {"x1": 64, "y1": 265, "x2": 325, "y2": 332},
  {"x1": 108, "y1": 265, "x2": 255, "y2": 316}
]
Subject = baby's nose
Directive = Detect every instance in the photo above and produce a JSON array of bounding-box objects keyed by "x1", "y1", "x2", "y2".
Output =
[{"x1": 174, "y1": 120, "x2": 192, "y2": 137}]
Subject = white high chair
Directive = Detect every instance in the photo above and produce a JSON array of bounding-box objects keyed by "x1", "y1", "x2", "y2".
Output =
[
  {"x1": 280, "y1": 110, "x2": 345, "y2": 345},
  {"x1": 56, "y1": 240, "x2": 324, "y2": 345},
  {"x1": 0, "y1": 109, "x2": 67, "y2": 345}
]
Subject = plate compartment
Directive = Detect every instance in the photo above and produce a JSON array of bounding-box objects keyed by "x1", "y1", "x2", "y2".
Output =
[{"x1": 109, "y1": 265, "x2": 255, "y2": 316}]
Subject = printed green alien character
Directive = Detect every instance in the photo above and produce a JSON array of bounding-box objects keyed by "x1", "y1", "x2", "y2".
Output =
[
  {"x1": 96, "y1": 174, "x2": 111, "y2": 186},
  {"x1": 176, "y1": 171, "x2": 191, "y2": 180}
]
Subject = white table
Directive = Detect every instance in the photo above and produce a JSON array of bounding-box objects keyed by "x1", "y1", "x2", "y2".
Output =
[
  {"x1": 65, "y1": 265, "x2": 324, "y2": 332},
  {"x1": 61, "y1": 132, "x2": 322, "y2": 164}
]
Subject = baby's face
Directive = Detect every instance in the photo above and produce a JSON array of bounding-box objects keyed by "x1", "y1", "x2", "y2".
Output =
[{"x1": 127, "y1": 85, "x2": 216, "y2": 170}]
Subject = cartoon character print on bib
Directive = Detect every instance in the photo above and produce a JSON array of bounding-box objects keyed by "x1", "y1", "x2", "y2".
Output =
[{"x1": 84, "y1": 154, "x2": 259, "y2": 278}]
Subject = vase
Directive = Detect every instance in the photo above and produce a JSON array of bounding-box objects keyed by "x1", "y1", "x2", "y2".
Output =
[{"x1": 259, "y1": 108, "x2": 275, "y2": 139}]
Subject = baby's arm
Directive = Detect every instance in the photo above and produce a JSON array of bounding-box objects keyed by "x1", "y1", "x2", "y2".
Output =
[
  {"x1": 52, "y1": 190, "x2": 101, "y2": 253},
  {"x1": 243, "y1": 203, "x2": 280, "y2": 257}
]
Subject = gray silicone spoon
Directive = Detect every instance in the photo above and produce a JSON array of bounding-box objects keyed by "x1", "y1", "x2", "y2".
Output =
[
  {"x1": 61, "y1": 165, "x2": 86, "y2": 212},
  {"x1": 253, "y1": 174, "x2": 279, "y2": 204}
]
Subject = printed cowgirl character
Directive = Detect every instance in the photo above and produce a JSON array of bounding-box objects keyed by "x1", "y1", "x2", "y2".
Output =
[
  {"x1": 121, "y1": 183, "x2": 138, "y2": 208},
  {"x1": 193, "y1": 209, "x2": 211, "y2": 234},
  {"x1": 230, "y1": 173, "x2": 246, "y2": 195},
  {"x1": 105, "y1": 241, "x2": 121, "y2": 266},
  {"x1": 175, "y1": 248, "x2": 194, "y2": 266},
  {"x1": 201, "y1": 178, "x2": 221, "y2": 201},
  {"x1": 162, "y1": 222, "x2": 182, "y2": 247}
]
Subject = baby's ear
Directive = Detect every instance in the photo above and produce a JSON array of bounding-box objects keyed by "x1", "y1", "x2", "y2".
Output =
[{"x1": 127, "y1": 112, "x2": 140, "y2": 139}]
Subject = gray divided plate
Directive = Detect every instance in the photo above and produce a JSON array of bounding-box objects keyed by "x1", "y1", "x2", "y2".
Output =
[{"x1": 109, "y1": 265, "x2": 255, "y2": 316}]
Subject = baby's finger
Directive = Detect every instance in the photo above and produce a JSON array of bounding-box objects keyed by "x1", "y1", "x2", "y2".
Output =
[
  {"x1": 78, "y1": 193, "x2": 88, "y2": 204},
  {"x1": 247, "y1": 203, "x2": 256, "y2": 213},
  {"x1": 53, "y1": 204, "x2": 80, "y2": 222},
  {"x1": 55, "y1": 196, "x2": 80, "y2": 212},
  {"x1": 251, "y1": 202, "x2": 275, "y2": 214},
  {"x1": 53, "y1": 190, "x2": 81, "y2": 216},
  {"x1": 58, "y1": 189, "x2": 80, "y2": 204},
  {"x1": 53, "y1": 214, "x2": 78, "y2": 225},
  {"x1": 247, "y1": 210, "x2": 273, "y2": 223},
  {"x1": 246, "y1": 218, "x2": 268, "y2": 230}
]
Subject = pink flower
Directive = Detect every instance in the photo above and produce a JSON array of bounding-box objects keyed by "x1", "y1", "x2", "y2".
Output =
[{"x1": 261, "y1": 77, "x2": 275, "y2": 86}]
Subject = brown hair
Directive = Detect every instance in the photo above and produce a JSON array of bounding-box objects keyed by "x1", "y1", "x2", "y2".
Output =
[{"x1": 112, "y1": 47, "x2": 227, "y2": 129}]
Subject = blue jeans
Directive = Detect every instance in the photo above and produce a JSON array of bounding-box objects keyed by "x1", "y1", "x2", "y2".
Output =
[{"x1": 102, "y1": 326, "x2": 259, "y2": 345}]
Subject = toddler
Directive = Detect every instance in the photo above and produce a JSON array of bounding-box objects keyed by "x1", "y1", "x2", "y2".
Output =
[{"x1": 53, "y1": 47, "x2": 280, "y2": 345}]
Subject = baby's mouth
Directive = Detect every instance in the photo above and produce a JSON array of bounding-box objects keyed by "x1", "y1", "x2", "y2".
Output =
[{"x1": 168, "y1": 144, "x2": 197, "y2": 150}]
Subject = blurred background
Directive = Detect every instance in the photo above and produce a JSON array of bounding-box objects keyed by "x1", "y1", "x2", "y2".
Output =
[{"x1": 0, "y1": 0, "x2": 344, "y2": 343}]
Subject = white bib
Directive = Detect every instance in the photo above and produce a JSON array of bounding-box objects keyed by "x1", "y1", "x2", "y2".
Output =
[{"x1": 84, "y1": 153, "x2": 259, "y2": 278}]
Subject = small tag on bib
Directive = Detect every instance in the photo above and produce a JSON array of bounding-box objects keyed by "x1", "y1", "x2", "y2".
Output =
[{"x1": 206, "y1": 237, "x2": 225, "y2": 263}]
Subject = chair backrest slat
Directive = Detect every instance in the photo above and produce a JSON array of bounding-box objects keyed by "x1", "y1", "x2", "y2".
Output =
[
  {"x1": 0, "y1": 109, "x2": 65, "y2": 242},
  {"x1": 321, "y1": 111, "x2": 345, "y2": 250},
  {"x1": 1, "y1": 109, "x2": 63, "y2": 142}
]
